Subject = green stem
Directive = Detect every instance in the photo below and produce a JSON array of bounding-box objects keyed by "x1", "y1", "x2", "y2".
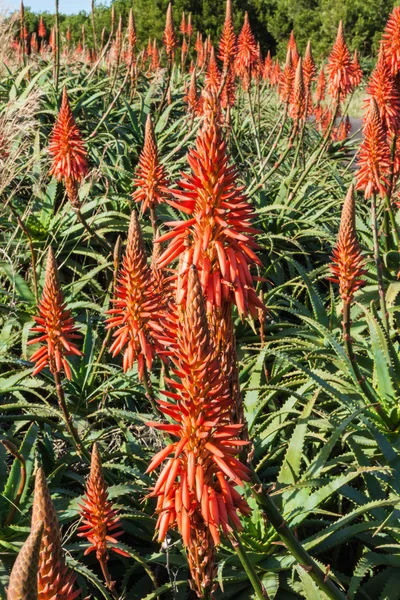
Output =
[
  {"x1": 247, "y1": 88, "x2": 262, "y2": 161},
  {"x1": 230, "y1": 530, "x2": 268, "y2": 599},
  {"x1": 251, "y1": 478, "x2": 348, "y2": 600},
  {"x1": 54, "y1": 370, "x2": 90, "y2": 462},
  {"x1": 371, "y1": 194, "x2": 389, "y2": 333},
  {"x1": 91, "y1": 0, "x2": 97, "y2": 56}
]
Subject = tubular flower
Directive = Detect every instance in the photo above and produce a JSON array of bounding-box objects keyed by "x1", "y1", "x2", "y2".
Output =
[
  {"x1": 132, "y1": 114, "x2": 170, "y2": 212},
  {"x1": 350, "y1": 49, "x2": 362, "y2": 87},
  {"x1": 32, "y1": 468, "x2": 80, "y2": 600},
  {"x1": 234, "y1": 12, "x2": 258, "y2": 90},
  {"x1": 218, "y1": 0, "x2": 236, "y2": 67},
  {"x1": 156, "y1": 92, "x2": 264, "y2": 318},
  {"x1": 303, "y1": 40, "x2": 316, "y2": 90},
  {"x1": 382, "y1": 6, "x2": 400, "y2": 76},
  {"x1": 7, "y1": 523, "x2": 44, "y2": 600},
  {"x1": 278, "y1": 48, "x2": 295, "y2": 104},
  {"x1": 290, "y1": 57, "x2": 306, "y2": 122},
  {"x1": 146, "y1": 267, "x2": 251, "y2": 597},
  {"x1": 205, "y1": 46, "x2": 221, "y2": 93},
  {"x1": 48, "y1": 87, "x2": 89, "y2": 206},
  {"x1": 185, "y1": 69, "x2": 198, "y2": 114},
  {"x1": 28, "y1": 247, "x2": 81, "y2": 380},
  {"x1": 366, "y1": 44, "x2": 400, "y2": 135},
  {"x1": 163, "y1": 2, "x2": 177, "y2": 62},
  {"x1": 105, "y1": 211, "x2": 163, "y2": 379},
  {"x1": 326, "y1": 20, "x2": 354, "y2": 101},
  {"x1": 287, "y1": 30, "x2": 299, "y2": 68},
  {"x1": 315, "y1": 65, "x2": 326, "y2": 103},
  {"x1": 332, "y1": 115, "x2": 351, "y2": 142},
  {"x1": 262, "y1": 50, "x2": 272, "y2": 81},
  {"x1": 78, "y1": 444, "x2": 129, "y2": 562},
  {"x1": 329, "y1": 185, "x2": 366, "y2": 303},
  {"x1": 356, "y1": 97, "x2": 391, "y2": 198},
  {"x1": 38, "y1": 16, "x2": 46, "y2": 39}
]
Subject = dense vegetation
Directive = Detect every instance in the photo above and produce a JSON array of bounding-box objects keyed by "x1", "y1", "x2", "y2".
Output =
[{"x1": 1, "y1": 1, "x2": 400, "y2": 600}]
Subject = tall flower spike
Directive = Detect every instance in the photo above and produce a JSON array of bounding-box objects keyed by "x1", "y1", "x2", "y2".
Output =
[
  {"x1": 290, "y1": 57, "x2": 306, "y2": 122},
  {"x1": 185, "y1": 69, "x2": 198, "y2": 114},
  {"x1": 105, "y1": 211, "x2": 163, "y2": 379},
  {"x1": 315, "y1": 65, "x2": 326, "y2": 103},
  {"x1": 132, "y1": 114, "x2": 170, "y2": 213},
  {"x1": 205, "y1": 46, "x2": 221, "y2": 93},
  {"x1": 146, "y1": 266, "x2": 251, "y2": 598},
  {"x1": 127, "y1": 8, "x2": 136, "y2": 62},
  {"x1": 351, "y1": 49, "x2": 362, "y2": 87},
  {"x1": 287, "y1": 30, "x2": 299, "y2": 68},
  {"x1": 366, "y1": 44, "x2": 400, "y2": 135},
  {"x1": 303, "y1": 40, "x2": 316, "y2": 90},
  {"x1": 279, "y1": 48, "x2": 294, "y2": 104},
  {"x1": 163, "y1": 3, "x2": 177, "y2": 62},
  {"x1": 156, "y1": 91, "x2": 264, "y2": 318},
  {"x1": 262, "y1": 50, "x2": 272, "y2": 81},
  {"x1": 219, "y1": 0, "x2": 236, "y2": 66},
  {"x1": 32, "y1": 468, "x2": 80, "y2": 600},
  {"x1": 28, "y1": 247, "x2": 81, "y2": 380},
  {"x1": 78, "y1": 444, "x2": 129, "y2": 565},
  {"x1": 187, "y1": 13, "x2": 192, "y2": 38},
  {"x1": 48, "y1": 87, "x2": 89, "y2": 206},
  {"x1": 150, "y1": 39, "x2": 160, "y2": 71},
  {"x1": 356, "y1": 97, "x2": 391, "y2": 198},
  {"x1": 329, "y1": 185, "x2": 366, "y2": 303},
  {"x1": 38, "y1": 16, "x2": 46, "y2": 39},
  {"x1": 234, "y1": 12, "x2": 258, "y2": 90},
  {"x1": 382, "y1": 6, "x2": 400, "y2": 76},
  {"x1": 326, "y1": 20, "x2": 354, "y2": 101},
  {"x1": 180, "y1": 11, "x2": 186, "y2": 36},
  {"x1": 7, "y1": 522, "x2": 43, "y2": 600}
]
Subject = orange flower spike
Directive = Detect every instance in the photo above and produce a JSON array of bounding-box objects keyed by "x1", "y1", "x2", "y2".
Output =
[
  {"x1": 279, "y1": 48, "x2": 295, "y2": 104},
  {"x1": 150, "y1": 39, "x2": 160, "y2": 71},
  {"x1": 205, "y1": 46, "x2": 221, "y2": 93},
  {"x1": 326, "y1": 20, "x2": 354, "y2": 101},
  {"x1": 187, "y1": 13, "x2": 193, "y2": 38},
  {"x1": 105, "y1": 211, "x2": 162, "y2": 379},
  {"x1": 350, "y1": 49, "x2": 362, "y2": 87},
  {"x1": 78, "y1": 444, "x2": 129, "y2": 561},
  {"x1": 163, "y1": 2, "x2": 177, "y2": 62},
  {"x1": 234, "y1": 12, "x2": 258, "y2": 90},
  {"x1": 329, "y1": 185, "x2": 366, "y2": 303},
  {"x1": 270, "y1": 58, "x2": 281, "y2": 86},
  {"x1": 262, "y1": 50, "x2": 272, "y2": 81},
  {"x1": 28, "y1": 247, "x2": 81, "y2": 380},
  {"x1": 33, "y1": 468, "x2": 80, "y2": 600},
  {"x1": 180, "y1": 11, "x2": 186, "y2": 36},
  {"x1": 382, "y1": 6, "x2": 400, "y2": 76},
  {"x1": 219, "y1": 0, "x2": 236, "y2": 66},
  {"x1": 356, "y1": 97, "x2": 391, "y2": 198},
  {"x1": 315, "y1": 65, "x2": 326, "y2": 103},
  {"x1": 38, "y1": 16, "x2": 46, "y2": 39},
  {"x1": 287, "y1": 30, "x2": 299, "y2": 68},
  {"x1": 185, "y1": 69, "x2": 198, "y2": 113},
  {"x1": 128, "y1": 8, "x2": 136, "y2": 57},
  {"x1": 303, "y1": 40, "x2": 316, "y2": 90},
  {"x1": 290, "y1": 57, "x2": 306, "y2": 122},
  {"x1": 366, "y1": 44, "x2": 400, "y2": 135},
  {"x1": 132, "y1": 114, "x2": 170, "y2": 212},
  {"x1": 7, "y1": 522, "x2": 44, "y2": 600}
]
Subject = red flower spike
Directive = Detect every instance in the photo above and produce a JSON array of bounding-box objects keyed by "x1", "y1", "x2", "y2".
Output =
[
  {"x1": 49, "y1": 87, "x2": 89, "y2": 205},
  {"x1": 105, "y1": 211, "x2": 163, "y2": 379},
  {"x1": 180, "y1": 12, "x2": 186, "y2": 36},
  {"x1": 205, "y1": 46, "x2": 221, "y2": 94},
  {"x1": 234, "y1": 12, "x2": 258, "y2": 90},
  {"x1": 146, "y1": 266, "x2": 251, "y2": 598},
  {"x1": 185, "y1": 69, "x2": 198, "y2": 114},
  {"x1": 366, "y1": 44, "x2": 400, "y2": 135},
  {"x1": 270, "y1": 58, "x2": 281, "y2": 86},
  {"x1": 38, "y1": 16, "x2": 46, "y2": 39},
  {"x1": 382, "y1": 6, "x2": 400, "y2": 76},
  {"x1": 262, "y1": 50, "x2": 272, "y2": 81},
  {"x1": 315, "y1": 65, "x2": 326, "y2": 103},
  {"x1": 127, "y1": 8, "x2": 136, "y2": 62},
  {"x1": 221, "y1": 63, "x2": 236, "y2": 108},
  {"x1": 326, "y1": 20, "x2": 354, "y2": 101},
  {"x1": 33, "y1": 468, "x2": 80, "y2": 600},
  {"x1": 356, "y1": 97, "x2": 391, "y2": 198},
  {"x1": 156, "y1": 91, "x2": 264, "y2": 318},
  {"x1": 187, "y1": 13, "x2": 193, "y2": 38},
  {"x1": 303, "y1": 40, "x2": 316, "y2": 90},
  {"x1": 163, "y1": 3, "x2": 177, "y2": 61},
  {"x1": 219, "y1": 0, "x2": 236, "y2": 66},
  {"x1": 350, "y1": 49, "x2": 362, "y2": 87},
  {"x1": 132, "y1": 114, "x2": 170, "y2": 212},
  {"x1": 78, "y1": 444, "x2": 129, "y2": 562},
  {"x1": 28, "y1": 247, "x2": 81, "y2": 380},
  {"x1": 287, "y1": 30, "x2": 299, "y2": 68},
  {"x1": 329, "y1": 185, "x2": 366, "y2": 303},
  {"x1": 279, "y1": 48, "x2": 294, "y2": 104},
  {"x1": 290, "y1": 57, "x2": 306, "y2": 122},
  {"x1": 150, "y1": 39, "x2": 160, "y2": 71}
]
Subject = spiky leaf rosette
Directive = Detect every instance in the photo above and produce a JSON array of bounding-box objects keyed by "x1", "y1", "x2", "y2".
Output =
[
  {"x1": 28, "y1": 247, "x2": 81, "y2": 379},
  {"x1": 7, "y1": 522, "x2": 43, "y2": 600},
  {"x1": 326, "y1": 20, "x2": 354, "y2": 101},
  {"x1": 78, "y1": 444, "x2": 129, "y2": 561},
  {"x1": 146, "y1": 267, "x2": 251, "y2": 597},
  {"x1": 132, "y1": 115, "x2": 170, "y2": 212},
  {"x1": 105, "y1": 211, "x2": 164, "y2": 378},
  {"x1": 366, "y1": 45, "x2": 400, "y2": 135},
  {"x1": 219, "y1": 0, "x2": 236, "y2": 66},
  {"x1": 234, "y1": 12, "x2": 258, "y2": 90},
  {"x1": 356, "y1": 97, "x2": 391, "y2": 198},
  {"x1": 32, "y1": 468, "x2": 80, "y2": 600},
  {"x1": 329, "y1": 185, "x2": 366, "y2": 303},
  {"x1": 163, "y1": 3, "x2": 177, "y2": 61},
  {"x1": 382, "y1": 6, "x2": 400, "y2": 76},
  {"x1": 205, "y1": 46, "x2": 221, "y2": 93},
  {"x1": 49, "y1": 87, "x2": 89, "y2": 204},
  {"x1": 157, "y1": 92, "x2": 264, "y2": 318}
]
